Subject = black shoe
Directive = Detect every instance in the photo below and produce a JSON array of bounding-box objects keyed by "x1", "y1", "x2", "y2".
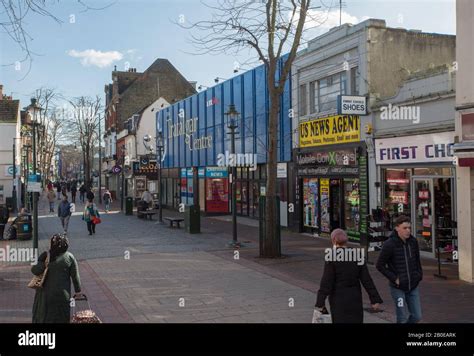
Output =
[{"x1": 89, "y1": 232, "x2": 92, "y2": 235}]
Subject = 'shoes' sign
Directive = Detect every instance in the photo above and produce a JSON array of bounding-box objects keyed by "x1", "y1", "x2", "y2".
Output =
[{"x1": 299, "y1": 115, "x2": 360, "y2": 148}]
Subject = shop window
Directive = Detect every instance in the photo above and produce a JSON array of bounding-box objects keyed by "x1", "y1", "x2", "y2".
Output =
[
  {"x1": 299, "y1": 84, "x2": 307, "y2": 116},
  {"x1": 303, "y1": 178, "x2": 319, "y2": 228},
  {"x1": 344, "y1": 178, "x2": 360, "y2": 235},
  {"x1": 318, "y1": 72, "x2": 347, "y2": 112},
  {"x1": 350, "y1": 67, "x2": 359, "y2": 95},
  {"x1": 309, "y1": 81, "x2": 319, "y2": 114},
  {"x1": 384, "y1": 168, "x2": 411, "y2": 218}
]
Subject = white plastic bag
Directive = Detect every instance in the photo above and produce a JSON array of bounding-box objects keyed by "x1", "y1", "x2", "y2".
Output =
[{"x1": 312, "y1": 309, "x2": 332, "y2": 323}]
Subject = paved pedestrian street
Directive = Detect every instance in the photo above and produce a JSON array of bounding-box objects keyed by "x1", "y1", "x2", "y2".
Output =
[{"x1": 1, "y1": 193, "x2": 473, "y2": 323}]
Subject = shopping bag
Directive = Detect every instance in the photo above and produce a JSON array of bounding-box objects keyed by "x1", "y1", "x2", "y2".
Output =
[
  {"x1": 312, "y1": 309, "x2": 332, "y2": 324},
  {"x1": 71, "y1": 295, "x2": 102, "y2": 323},
  {"x1": 92, "y1": 216, "x2": 101, "y2": 224},
  {"x1": 28, "y1": 253, "x2": 49, "y2": 289}
]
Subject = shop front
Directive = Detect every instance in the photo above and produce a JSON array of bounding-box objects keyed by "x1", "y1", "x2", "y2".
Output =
[
  {"x1": 132, "y1": 158, "x2": 158, "y2": 203},
  {"x1": 295, "y1": 115, "x2": 368, "y2": 242},
  {"x1": 180, "y1": 167, "x2": 229, "y2": 214},
  {"x1": 375, "y1": 132, "x2": 457, "y2": 257}
]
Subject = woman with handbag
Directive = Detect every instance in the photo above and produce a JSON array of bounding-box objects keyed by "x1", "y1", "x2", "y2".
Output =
[
  {"x1": 83, "y1": 199, "x2": 100, "y2": 236},
  {"x1": 315, "y1": 229, "x2": 383, "y2": 323},
  {"x1": 31, "y1": 233, "x2": 83, "y2": 323}
]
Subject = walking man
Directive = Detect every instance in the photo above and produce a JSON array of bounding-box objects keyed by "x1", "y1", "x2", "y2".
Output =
[
  {"x1": 71, "y1": 182, "x2": 77, "y2": 204},
  {"x1": 79, "y1": 184, "x2": 86, "y2": 203},
  {"x1": 376, "y1": 215, "x2": 423, "y2": 323},
  {"x1": 58, "y1": 194, "x2": 72, "y2": 234}
]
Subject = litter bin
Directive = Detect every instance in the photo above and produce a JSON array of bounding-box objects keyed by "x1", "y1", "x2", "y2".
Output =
[
  {"x1": 125, "y1": 197, "x2": 133, "y2": 215},
  {"x1": 16, "y1": 214, "x2": 32, "y2": 240},
  {"x1": 185, "y1": 205, "x2": 200, "y2": 234}
]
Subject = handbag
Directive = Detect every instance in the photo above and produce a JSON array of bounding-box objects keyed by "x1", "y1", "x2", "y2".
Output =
[
  {"x1": 92, "y1": 216, "x2": 101, "y2": 224},
  {"x1": 28, "y1": 253, "x2": 49, "y2": 289},
  {"x1": 312, "y1": 308, "x2": 332, "y2": 324}
]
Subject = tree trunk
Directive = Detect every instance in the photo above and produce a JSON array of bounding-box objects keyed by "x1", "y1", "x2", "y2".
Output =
[{"x1": 263, "y1": 73, "x2": 282, "y2": 258}]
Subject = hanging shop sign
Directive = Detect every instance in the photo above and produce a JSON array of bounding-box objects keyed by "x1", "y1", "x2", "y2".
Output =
[
  {"x1": 375, "y1": 132, "x2": 455, "y2": 164},
  {"x1": 206, "y1": 167, "x2": 228, "y2": 178},
  {"x1": 296, "y1": 149, "x2": 357, "y2": 166},
  {"x1": 337, "y1": 95, "x2": 367, "y2": 115},
  {"x1": 299, "y1": 115, "x2": 360, "y2": 148},
  {"x1": 111, "y1": 165, "x2": 122, "y2": 174},
  {"x1": 133, "y1": 161, "x2": 157, "y2": 175}
]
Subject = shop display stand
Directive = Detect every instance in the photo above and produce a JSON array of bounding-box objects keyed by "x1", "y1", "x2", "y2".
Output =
[
  {"x1": 366, "y1": 208, "x2": 391, "y2": 265},
  {"x1": 433, "y1": 221, "x2": 458, "y2": 280}
]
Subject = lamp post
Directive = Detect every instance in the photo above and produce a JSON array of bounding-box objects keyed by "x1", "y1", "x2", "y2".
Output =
[
  {"x1": 12, "y1": 138, "x2": 21, "y2": 213},
  {"x1": 156, "y1": 131, "x2": 164, "y2": 223},
  {"x1": 22, "y1": 144, "x2": 31, "y2": 211},
  {"x1": 25, "y1": 98, "x2": 43, "y2": 250},
  {"x1": 225, "y1": 104, "x2": 240, "y2": 248}
]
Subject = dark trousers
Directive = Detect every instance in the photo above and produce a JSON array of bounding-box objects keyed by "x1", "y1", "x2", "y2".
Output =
[
  {"x1": 80, "y1": 193, "x2": 85, "y2": 203},
  {"x1": 87, "y1": 221, "x2": 96, "y2": 234},
  {"x1": 71, "y1": 192, "x2": 76, "y2": 203}
]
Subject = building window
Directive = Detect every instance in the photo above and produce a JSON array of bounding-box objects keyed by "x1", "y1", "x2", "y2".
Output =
[
  {"x1": 350, "y1": 67, "x2": 359, "y2": 95},
  {"x1": 318, "y1": 72, "x2": 347, "y2": 112},
  {"x1": 309, "y1": 81, "x2": 319, "y2": 114},
  {"x1": 299, "y1": 84, "x2": 307, "y2": 116}
]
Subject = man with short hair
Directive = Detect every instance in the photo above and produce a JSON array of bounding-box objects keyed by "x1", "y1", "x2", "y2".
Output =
[{"x1": 376, "y1": 215, "x2": 423, "y2": 323}]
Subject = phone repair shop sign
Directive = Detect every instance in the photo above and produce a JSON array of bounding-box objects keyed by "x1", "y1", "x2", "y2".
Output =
[
  {"x1": 337, "y1": 95, "x2": 367, "y2": 115},
  {"x1": 299, "y1": 115, "x2": 360, "y2": 148},
  {"x1": 375, "y1": 132, "x2": 455, "y2": 164}
]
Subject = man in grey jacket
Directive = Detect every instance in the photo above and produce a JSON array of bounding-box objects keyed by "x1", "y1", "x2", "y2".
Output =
[{"x1": 58, "y1": 194, "x2": 72, "y2": 234}]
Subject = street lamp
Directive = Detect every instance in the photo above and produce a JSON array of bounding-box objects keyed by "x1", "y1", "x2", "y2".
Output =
[
  {"x1": 25, "y1": 98, "x2": 43, "y2": 250},
  {"x1": 12, "y1": 137, "x2": 22, "y2": 213},
  {"x1": 225, "y1": 104, "x2": 240, "y2": 248},
  {"x1": 156, "y1": 131, "x2": 164, "y2": 223}
]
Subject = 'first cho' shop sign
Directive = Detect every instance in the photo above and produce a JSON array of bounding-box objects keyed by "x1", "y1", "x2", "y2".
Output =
[{"x1": 375, "y1": 132, "x2": 455, "y2": 164}]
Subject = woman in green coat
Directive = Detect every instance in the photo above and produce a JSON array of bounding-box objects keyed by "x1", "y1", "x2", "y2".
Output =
[{"x1": 31, "y1": 233, "x2": 83, "y2": 323}]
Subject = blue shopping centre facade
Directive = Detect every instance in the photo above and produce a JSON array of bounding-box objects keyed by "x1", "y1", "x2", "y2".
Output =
[{"x1": 156, "y1": 57, "x2": 293, "y2": 220}]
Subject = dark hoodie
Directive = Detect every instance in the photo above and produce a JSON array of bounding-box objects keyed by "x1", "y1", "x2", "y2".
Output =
[
  {"x1": 376, "y1": 231, "x2": 423, "y2": 292},
  {"x1": 58, "y1": 200, "x2": 72, "y2": 218}
]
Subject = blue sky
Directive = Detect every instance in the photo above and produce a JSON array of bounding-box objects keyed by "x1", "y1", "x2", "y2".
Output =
[{"x1": 0, "y1": 0, "x2": 456, "y2": 107}]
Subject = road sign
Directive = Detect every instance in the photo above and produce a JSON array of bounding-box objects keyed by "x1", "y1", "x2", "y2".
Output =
[
  {"x1": 27, "y1": 174, "x2": 42, "y2": 192},
  {"x1": 112, "y1": 165, "x2": 122, "y2": 174}
]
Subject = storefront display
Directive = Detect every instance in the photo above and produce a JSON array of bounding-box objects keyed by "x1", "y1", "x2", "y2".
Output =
[
  {"x1": 376, "y1": 132, "x2": 457, "y2": 257},
  {"x1": 303, "y1": 178, "x2": 319, "y2": 228}
]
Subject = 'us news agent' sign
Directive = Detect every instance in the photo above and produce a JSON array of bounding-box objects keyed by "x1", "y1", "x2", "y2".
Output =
[{"x1": 337, "y1": 95, "x2": 367, "y2": 115}]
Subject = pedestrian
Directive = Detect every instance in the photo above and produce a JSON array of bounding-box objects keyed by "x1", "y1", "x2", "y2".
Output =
[
  {"x1": 376, "y1": 215, "x2": 423, "y2": 324},
  {"x1": 315, "y1": 229, "x2": 383, "y2": 323},
  {"x1": 103, "y1": 189, "x2": 112, "y2": 213},
  {"x1": 79, "y1": 184, "x2": 86, "y2": 203},
  {"x1": 31, "y1": 233, "x2": 83, "y2": 323},
  {"x1": 71, "y1": 183, "x2": 77, "y2": 204},
  {"x1": 86, "y1": 187, "x2": 95, "y2": 202},
  {"x1": 56, "y1": 181, "x2": 62, "y2": 200},
  {"x1": 58, "y1": 194, "x2": 72, "y2": 234},
  {"x1": 47, "y1": 189, "x2": 56, "y2": 213},
  {"x1": 82, "y1": 199, "x2": 100, "y2": 236},
  {"x1": 141, "y1": 189, "x2": 153, "y2": 209},
  {"x1": 66, "y1": 181, "x2": 71, "y2": 193},
  {"x1": 47, "y1": 180, "x2": 53, "y2": 192}
]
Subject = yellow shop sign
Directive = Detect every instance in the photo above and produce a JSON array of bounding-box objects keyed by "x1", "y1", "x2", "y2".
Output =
[{"x1": 299, "y1": 115, "x2": 360, "y2": 147}]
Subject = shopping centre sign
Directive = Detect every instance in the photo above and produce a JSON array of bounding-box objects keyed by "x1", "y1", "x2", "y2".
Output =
[
  {"x1": 167, "y1": 110, "x2": 213, "y2": 151},
  {"x1": 299, "y1": 115, "x2": 360, "y2": 147}
]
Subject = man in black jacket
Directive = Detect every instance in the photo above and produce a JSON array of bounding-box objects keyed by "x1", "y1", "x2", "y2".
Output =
[{"x1": 376, "y1": 215, "x2": 422, "y2": 323}]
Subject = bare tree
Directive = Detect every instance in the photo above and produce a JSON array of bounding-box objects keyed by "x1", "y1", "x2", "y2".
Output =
[
  {"x1": 32, "y1": 88, "x2": 64, "y2": 183},
  {"x1": 180, "y1": 0, "x2": 329, "y2": 257},
  {"x1": 65, "y1": 96, "x2": 102, "y2": 187}
]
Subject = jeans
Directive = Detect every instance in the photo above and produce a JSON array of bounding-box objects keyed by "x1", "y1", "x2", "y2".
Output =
[
  {"x1": 105, "y1": 202, "x2": 110, "y2": 211},
  {"x1": 87, "y1": 221, "x2": 96, "y2": 234},
  {"x1": 60, "y1": 215, "x2": 70, "y2": 232},
  {"x1": 49, "y1": 202, "x2": 54, "y2": 212},
  {"x1": 390, "y1": 285, "x2": 422, "y2": 323}
]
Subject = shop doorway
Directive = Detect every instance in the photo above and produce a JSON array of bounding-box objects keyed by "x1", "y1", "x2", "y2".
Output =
[
  {"x1": 329, "y1": 179, "x2": 343, "y2": 230},
  {"x1": 412, "y1": 177, "x2": 456, "y2": 256}
]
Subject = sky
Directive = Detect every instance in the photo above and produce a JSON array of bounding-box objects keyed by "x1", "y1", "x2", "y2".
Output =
[{"x1": 0, "y1": 0, "x2": 456, "y2": 109}]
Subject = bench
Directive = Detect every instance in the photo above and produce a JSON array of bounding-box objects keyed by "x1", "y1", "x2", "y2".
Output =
[
  {"x1": 164, "y1": 217, "x2": 184, "y2": 228},
  {"x1": 138, "y1": 211, "x2": 157, "y2": 220}
]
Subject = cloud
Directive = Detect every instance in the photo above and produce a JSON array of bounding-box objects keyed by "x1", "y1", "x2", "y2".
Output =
[{"x1": 67, "y1": 49, "x2": 123, "y2": 68}]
